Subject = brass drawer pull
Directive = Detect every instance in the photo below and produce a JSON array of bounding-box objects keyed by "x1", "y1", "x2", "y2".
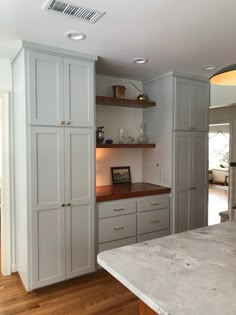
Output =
[
  {"x1": 114, "y1": 226, "x2": 124, "y2": 231},
  {"x1": 114, "y1": 208, "x2": 124, "y2": 212},
  {"x1": 150, "y1": 220, "x2": 160, "y2": 223},
  {"x1": 150, "y1": 202, "x2": 159, "y2": 206}
]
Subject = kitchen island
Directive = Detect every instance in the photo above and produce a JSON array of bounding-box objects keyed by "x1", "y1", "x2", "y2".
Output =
[{"x1": 98, "y1": 221, "x2": 236, "y2": 315}]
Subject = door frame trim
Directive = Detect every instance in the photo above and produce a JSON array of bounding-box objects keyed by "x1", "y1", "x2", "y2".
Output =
[{"x1": 0, "y1": 90, "x2": 12, "y2": 275}]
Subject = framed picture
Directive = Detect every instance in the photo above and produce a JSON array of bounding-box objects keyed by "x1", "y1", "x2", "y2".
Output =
[{"x1": 111, "y1": 166, "x2": 131, "y2": 185}]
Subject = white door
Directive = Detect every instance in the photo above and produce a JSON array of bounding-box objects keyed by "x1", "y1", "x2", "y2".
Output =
[
  {"x1": 191, "y1": 81, "x2": 209, "y2": 132},
  {"x1": 193, "y1": 133, "x2": 208, "y2": 227},
  {"x1": 28, "y1": 51, "x2": 64, "y2": 126},
  {"x1": 174, "y1": 78, "x2": 191, "y2": 131},
  {"x1": 174, "y1": 78, "x2": 209, "y2": 132},
  {"x1": 30, "y1": 127, "x2": 65, "y2": 288},
  {"x1": 173, "y1": 132, "x2": 208, "y2": 233},
  {"x1": 65, "y1": 128, "x2": 95, "y2": 279},
  {"x1": 64, "y1": 58, "x2": 94, "y2": 127},
  {"x1": 173, "y1": 132, "x2": 192, "y2": 233}
]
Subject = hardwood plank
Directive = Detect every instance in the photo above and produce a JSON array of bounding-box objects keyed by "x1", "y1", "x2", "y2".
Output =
[
  {"x1": 96, "y1": 96, "x2": 156, "y2": 109},
  {"x1": 0, "y1": 270, "x2": 138, "y2": 314},
  {"x1": 139, "y1": 300, "x2": 158, "y2": 315}
]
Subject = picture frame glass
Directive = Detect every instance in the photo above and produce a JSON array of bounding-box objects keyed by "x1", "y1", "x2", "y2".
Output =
[{"x1": 111, "y1": 166, "x2": 131, "y2": 184}]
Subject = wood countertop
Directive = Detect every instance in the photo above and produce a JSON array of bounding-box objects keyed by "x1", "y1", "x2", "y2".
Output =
[{"x1": 96, "y1": 182, "x2": 171, "y2": 202}]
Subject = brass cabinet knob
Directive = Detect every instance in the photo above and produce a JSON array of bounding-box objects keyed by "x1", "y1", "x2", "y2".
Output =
[
  {"x1": 61, "y1": 203, "x2": 65, "y2": 207},
  {"x1": 60, "y1": 121, "x2": 65, "y2": 125},
  {"x1": 66, "y1": 121, "x2": 71, "y2": 125},
  {"x1": 66, "y1": 203, "x2": 71, "y2": 206}
]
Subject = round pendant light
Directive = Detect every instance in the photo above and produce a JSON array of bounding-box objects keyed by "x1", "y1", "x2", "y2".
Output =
[{"x1": 210, "y1": 64, "x2": 236, "y2": 85}]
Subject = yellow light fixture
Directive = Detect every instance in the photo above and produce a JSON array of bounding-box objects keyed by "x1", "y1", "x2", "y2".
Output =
[{"x1": 210, "y1": 64, "x2": 236, "y2": 85}]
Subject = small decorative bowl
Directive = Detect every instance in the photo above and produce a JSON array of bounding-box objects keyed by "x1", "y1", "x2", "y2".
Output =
[{"x1": 105, "y1": 139, "x2": 113, "y2": 144}]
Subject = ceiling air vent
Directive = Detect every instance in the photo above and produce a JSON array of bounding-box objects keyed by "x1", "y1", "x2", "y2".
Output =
[{"x1": 43, "y1": 0, "x2": 105, "y2": 24}]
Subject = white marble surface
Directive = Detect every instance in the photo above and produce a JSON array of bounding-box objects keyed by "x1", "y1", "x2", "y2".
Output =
[{"x1": 97, "y1": 222, "x2": 236, "y2": 315}]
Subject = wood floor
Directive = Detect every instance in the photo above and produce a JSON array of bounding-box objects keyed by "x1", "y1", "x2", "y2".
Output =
[
  {"x1": 208, "y1": 184, "x2": 228, "y2": 225},
  {"x1": 0, "y1": 270, "x2": 139, "y2": 315}
]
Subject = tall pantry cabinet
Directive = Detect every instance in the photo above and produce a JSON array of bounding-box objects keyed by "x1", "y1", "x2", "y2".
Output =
[
  {"x1": 12, "y1": 42, "x2": 97, "y2": 290},
  {"x1": 143, "y1": 72, "x2": 209, "y2": 234}
]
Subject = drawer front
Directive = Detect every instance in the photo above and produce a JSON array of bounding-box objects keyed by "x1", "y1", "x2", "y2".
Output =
[
  {"x1": 99, "y1": 214, "x2": 136, "y2": 243},
  {"x1": 137, "y1": 229, "x2": 169, "y2": 243},
  {"x1": 98, "y1": 237, "x2": 136, "y2": 253},
  {"x1": 137, "y1": 209, "x2": 169, "y2": 235},
  {"x1": 137, "y1": 195, "x2": 169, "y2": 212},
  {"x1": 98, "y1": 199, "x2": 136, "y2": 219}
]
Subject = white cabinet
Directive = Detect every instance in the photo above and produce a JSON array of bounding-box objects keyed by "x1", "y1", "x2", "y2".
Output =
[
  {"x1": 28, "y1": 51, "x2": 94, "y2": 127},
  {"x1": 173, "y1": 132, "x2": 208, "y2": 233},
  {"x1": 97, "y1": 194, "x2": 170, "y2": 255},
  {"x1": 174, "y1": 77, "x2": 209, "y2": 131},
  {"x1": 13, "y1": 42, "x2": 96, "y2": 291},
  {"x1": 30, "y1": 127, "x2": 95, "y2": 288},
  {"x1": 143, "y1": 72, "x2": 209, "y2": 235}
]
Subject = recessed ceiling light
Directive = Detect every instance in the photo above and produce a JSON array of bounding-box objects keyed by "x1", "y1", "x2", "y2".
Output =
[
  {"x1": 132, "y1": 58, "x2": 149, "y2": 64},
  {"x1": 64, "y1": 31, "x2": 86, "y2": 41},
  {"x1": 202, "y1": 65, "x2": 216, "y2": 71}
]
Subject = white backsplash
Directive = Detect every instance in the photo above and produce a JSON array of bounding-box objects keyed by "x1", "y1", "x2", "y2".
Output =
[{"x1": 96, "y1": 74, "x2": 145, "y2": 186}]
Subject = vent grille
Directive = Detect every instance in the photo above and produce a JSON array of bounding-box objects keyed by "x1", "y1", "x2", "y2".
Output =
[{"x1": 43, "y1": 0, "x2": 105, "y2": 24}]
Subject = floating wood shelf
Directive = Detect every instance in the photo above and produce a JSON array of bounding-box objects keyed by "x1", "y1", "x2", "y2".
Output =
[
  {"x1": 96, "y1": 143, "x2": 156, "y2": 148},
  {"x1": 96, "y1": 96, "x2": 156, "y2": 108}
]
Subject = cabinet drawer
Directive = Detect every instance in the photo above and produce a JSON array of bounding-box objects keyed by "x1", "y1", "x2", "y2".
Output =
[
  {"x1": 98, "y1": 237, "x2": 136, "y2": 253},
  {"x1": 98, "y1": 199, "x2": 136, "y2": 219},
  {"x1": 137, "y1": 209, "x2": 169, "y2": 235},
  {"x1": 99, "y1": 214, "x2": 136, "y2": 243},
  {"x1": 137, "y1": 229, "x2": 169, "y2": 243},
  {"x1": 137, "y1": 195, "x2": 169, "y2": 212}
]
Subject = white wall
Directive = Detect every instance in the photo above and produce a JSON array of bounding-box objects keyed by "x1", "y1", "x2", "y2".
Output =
[
  {"x1": 143, "y1": 75, "x2": 173, "y2": 187},
  {"x1": 0, "y1": 59, "x2": 12, "y2": 91},
  {"x1": 211, "y1": 84, "x2": 236, "y2": 107},
  {"x1": 0, "y1": 59, "x2": 12, "y2": 179},
  {"x1": 96, "y1": 74, "x2": 144, "y2": 185},
  {"x1": 0, "y1": 58, "x2": 15, "y2": 272}
]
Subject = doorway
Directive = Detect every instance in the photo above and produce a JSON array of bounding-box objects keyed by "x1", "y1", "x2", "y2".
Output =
[
  {"x1": 208, "y1": 123, "x2": 230, "y2": 225},
  {"x1": 0, "y1": 90, "x2": 11, "y2": 275}
]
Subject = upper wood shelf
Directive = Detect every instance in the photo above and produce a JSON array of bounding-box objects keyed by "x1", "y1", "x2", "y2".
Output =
[
  {"x1": 96, "y1": 143, "x2": 156, "y2": 148},
  {"x1": 96, "y1": 96, "x2": 156, "y2": 109}
]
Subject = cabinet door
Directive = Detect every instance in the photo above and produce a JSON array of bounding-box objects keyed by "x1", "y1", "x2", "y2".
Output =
[
  {"x1": 65, "y1": 128, "x2": 95, "y2": 279},
  {"x1": 191, "y1": 81, "x2": 209, "y2": 132},
  {"x1": 174, "y1": 190, "x2": 190, "y2": 233},
  {"x1": 195, "y1": 188, "x2": 208, "y2": 228},
  {"x1": 30, "y1": 127, "x2": 65, "y2": 288},
  {"x1": 28, "y1": 51, "x2": 64, "y2": 126},
  {"x1": 193, "y1": 133, "x2": 208, "y2": 228},
  {"x1": 173, "y1": 132, "x2": 208, "y2": 233},
  {"x1": 174, "y1": 78, "x2": 191, "y2": 131},
  {"x1": 64, "y1": 58, "x2": 95, "y2": 127},
  {"x1": 173, "y1": 132, "x2": 192, "y2": 233},
  {"x1": 174, "y1": 78, "x2": 209, "y2": 131}
]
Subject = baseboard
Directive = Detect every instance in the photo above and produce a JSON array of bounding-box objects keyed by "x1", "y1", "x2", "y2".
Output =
[{"x1": 11, "y1": 264, "x2": 17, "y2": 273}]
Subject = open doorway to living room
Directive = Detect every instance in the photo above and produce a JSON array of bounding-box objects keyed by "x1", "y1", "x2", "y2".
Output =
[{"x1": 208, "y1": 123, "x2": 230, "y2": 225}]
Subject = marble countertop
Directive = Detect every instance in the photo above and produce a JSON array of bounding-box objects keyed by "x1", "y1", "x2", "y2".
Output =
[{"x1": 97, "y1": 222, "x2": 236, "y2": 315}]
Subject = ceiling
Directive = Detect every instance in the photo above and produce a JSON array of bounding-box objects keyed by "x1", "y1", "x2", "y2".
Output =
[{"x1": 1, "y1": 0, "x2": 236, "y2": 81}]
